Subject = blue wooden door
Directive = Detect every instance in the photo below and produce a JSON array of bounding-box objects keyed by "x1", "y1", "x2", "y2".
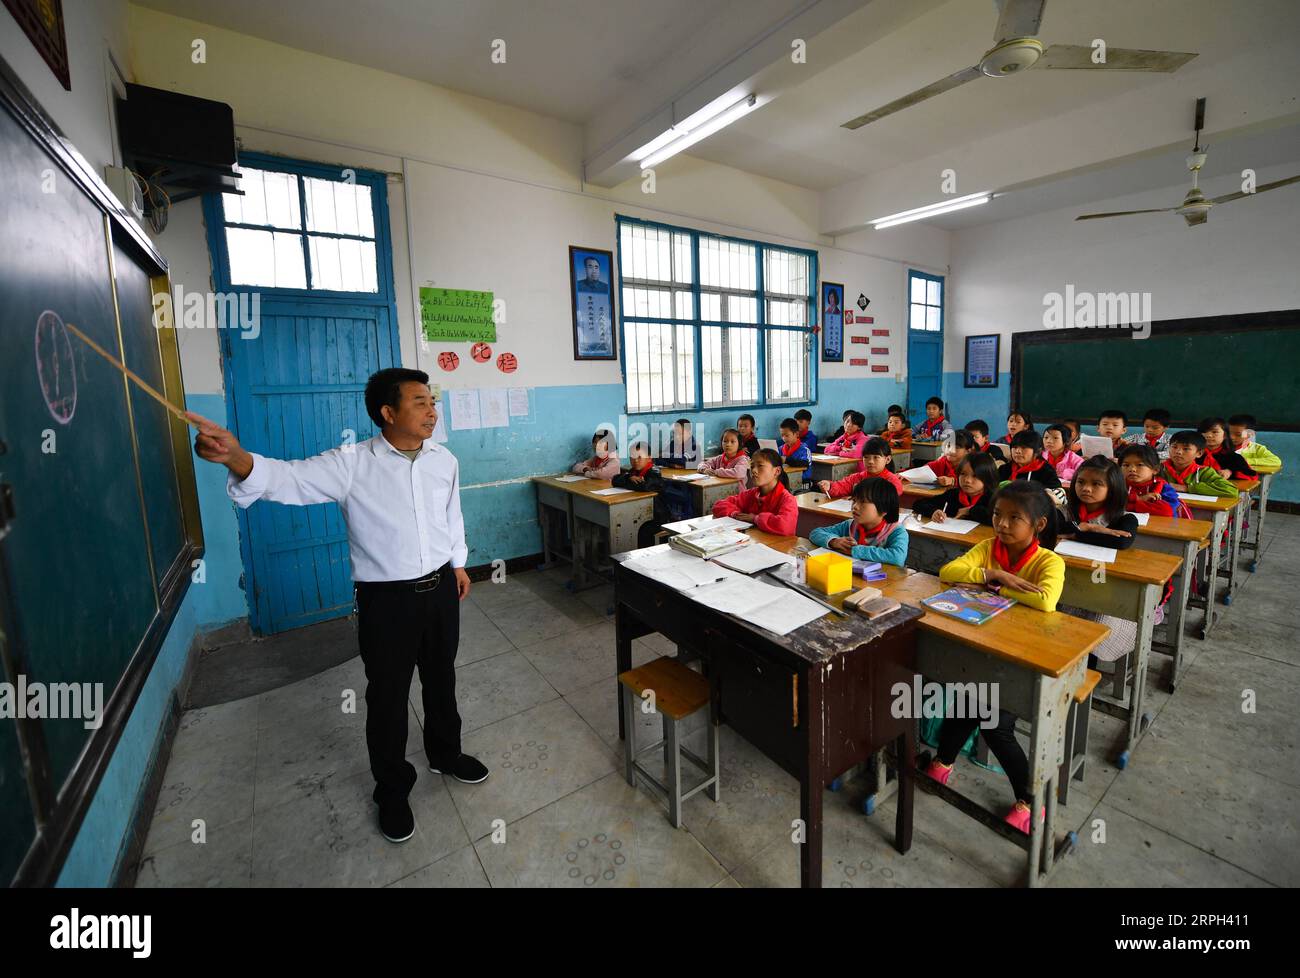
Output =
[
  {"x1": 906, "y1": 270, "x2": 944, "y2": 423},
  {"x1": 204, "y1": 155, "x2": 401, "y2": 634}
]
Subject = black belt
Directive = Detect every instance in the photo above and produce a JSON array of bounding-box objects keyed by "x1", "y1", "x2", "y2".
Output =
[{"x1": 355, "y1": 563, "x2": 451, "y2": 593}]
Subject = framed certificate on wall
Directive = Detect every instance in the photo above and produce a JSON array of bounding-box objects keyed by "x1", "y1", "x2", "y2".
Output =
[
  {"x1": 821, "y1": 281, "x2": 844, "y2": 362},
  {"x1": 964, "y1": 333, "x2": 999, "y2": 387}
]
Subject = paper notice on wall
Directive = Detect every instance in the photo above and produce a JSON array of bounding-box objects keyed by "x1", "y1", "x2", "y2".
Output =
[
  {"x1": 480, "y1": 388, "x2": 509, "y2": 428},
  {"x1": 508, "y1": 387, "x2": 531, "y2": 416},
  {"x1": 449, "y1": 389, "x2": 481, "y2": 430},
  {"x1": 430, "y1": 383, "x2": 448, "y2": 442}
]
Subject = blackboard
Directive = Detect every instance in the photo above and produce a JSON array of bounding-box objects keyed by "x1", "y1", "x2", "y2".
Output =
[
  {"x1": 1010, "y1": 310, "x2": 1300, "y2": 431},
  {"x1": 0, "y1": 57, "x2": 202, "y2": 885}
]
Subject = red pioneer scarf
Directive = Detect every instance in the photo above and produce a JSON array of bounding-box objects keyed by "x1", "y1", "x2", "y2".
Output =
[
  {"x1": 918, "y1": 415, "x2": 947, "y2": 438},
  {"x1": 1163, "y1": 460, "x2": 1199, "y2": 484},
  {"x1": 852, "y1": 519, "x2": 897, "y2": 548},
  {"x1": 992, "y1": 538, "x2": 1039, "y2": 575},
  {"x1": 631, "y1": 458, "x2": 654, "y2": 476},
  {"x1": 1009, "y1": 457, "x2": 1046, "y2": 480},
  {"x1": 958, "y1": 490, "x2": 984, "y2": 510}
]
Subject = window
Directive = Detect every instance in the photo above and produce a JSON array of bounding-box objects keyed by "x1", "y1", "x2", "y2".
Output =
[
  {"x1": 220, "y1": 164, "x2": 379, "y2": 293},
  {"x1": 617, "y1": 216, "x2": 816, "y2": 413},
  {"x1": 909, "y1": 270, "x2": 943, "y2": 332}
]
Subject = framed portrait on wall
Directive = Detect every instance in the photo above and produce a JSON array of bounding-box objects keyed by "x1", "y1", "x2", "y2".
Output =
[
  {"x1": 569, "y1": 245, "x2": 617, "y2": 360},
  {"x1": 964, "y1": 333, "x2": 1000, "y2": 388},
  {"x1": 821, "y1": 281, "x2": 844, "y2": 362}
]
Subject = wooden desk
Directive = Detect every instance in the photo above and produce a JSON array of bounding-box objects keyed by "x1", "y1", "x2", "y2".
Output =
[
  {"x1": 1179, "y1": 494, "x2": 1241, "y2": 638},
  {"x1": 1241, "y1": 463, "x2": 1281, "y2": 572},
  {"x1": 531, "y1": 475, "x2": 657, "y2": 589},
  {"x1": 898, "y1": 519, "x2": 1179, "y2": 768},
  {"x1": 612, "y1": 540, "x2": 923, "y2": 889},
  {"x1": 911, "y1": 440, "x2": 944, "y2": 462},
  {"x1": 899, "y1": 482, "x2": 947, "y2": 507},
  {"x1": 892, "y1": 446, "x2": 912, "y2": 470},
  {"x1": 753, "y1": 532, "x2": 1107, "y2": 887},
  {"x1": 808, "y1": 454, "x2": 860, "y2": 483},
  {"x1": 659, "y1": 468, "x2": 740, "y2": 515}
]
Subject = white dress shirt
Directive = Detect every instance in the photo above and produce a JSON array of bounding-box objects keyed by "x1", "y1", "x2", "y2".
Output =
[{"x1": 227, "y1": 434, "x2": 468, "y2": 581}]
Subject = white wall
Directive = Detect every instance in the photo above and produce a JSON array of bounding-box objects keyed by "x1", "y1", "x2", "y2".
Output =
[
  {"x1": 1, "y1": 0, "x2": 128, "y2": 172},
  {"x1": 946, "y1": 161, "x2": 1300, "y2": 374}
]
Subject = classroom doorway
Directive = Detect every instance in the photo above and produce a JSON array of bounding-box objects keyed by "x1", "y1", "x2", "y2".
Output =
[
  {"x1": 202, "y1": 154, "x2": 402, "y2": 635},
  {"x1": 905, "y1": 269, "x2": 944, "y2": 426}
]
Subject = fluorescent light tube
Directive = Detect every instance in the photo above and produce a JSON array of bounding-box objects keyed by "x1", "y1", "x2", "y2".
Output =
[
  {"x1": 638, "y1": 95, "x2": 758, "y2": 169},
  {"x1": 871, "y1": 192, "x2": 992, "y2": 229}
]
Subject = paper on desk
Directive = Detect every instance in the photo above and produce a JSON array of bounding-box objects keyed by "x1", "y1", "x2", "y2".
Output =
[
  {"x1": 1177, "y1": 492, "x2": 1217, "y2": 503},
  {"x1": 820, "y1": 497, "x2": 854, "y2": 513},
  {"x1": 810, "y1": 454, "x2": 841, "y2": 462},
  {"x1": 553, "y1": 473, "x2": 585, "y2": 482},
  {"x1": 671, "y1": 472, "x2": 707, "y2": 481},
  {"x1": 660, "y1": 514, "x2": 747, "y2": 534},
  {"x1": 1055, "y1": 540, "x2": 1117, "y2": 563},
  {"x1": 592, "y1": 487, "x2": 632, "y2": 496},
  {"x1": 745, "y1": 589, "x2": 829, "y2": 636},
  {"x1": 623, "y1": 548, "x2": 734, "y2": 591},
  {"x1": 899, "y1": 465, "x2": 937, "y2": 484},
  {"x1": 920, "y1": 517, "x2": 978, "y2": 534},
  {"x1": 1129, "y1": 512, "x2": 1150, "y2": 525},
  {"x1": 898, "y1": 508, "x2": 913, "y2": 521},
  {"x1": 711, "y1": 543, "x2": 795, "y2": 575}
]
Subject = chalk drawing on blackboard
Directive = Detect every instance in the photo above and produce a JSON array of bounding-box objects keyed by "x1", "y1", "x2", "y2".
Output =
[{"x1": 34, "y1": 309, "x2": 77, "y2": 424}]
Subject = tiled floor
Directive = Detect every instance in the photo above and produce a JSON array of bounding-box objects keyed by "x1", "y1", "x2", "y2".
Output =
[{"x1": 134, "y1": 515, "x2": 1300, "y2": 887}]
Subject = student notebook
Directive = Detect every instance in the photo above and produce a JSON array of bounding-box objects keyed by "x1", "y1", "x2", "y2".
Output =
[
  {"x1": 921, "y1": 587, "x2": 1016, "y2": 625},
  {"x1": 668, "y1": 526, "x2": 751, "y2": 559},
  {"x1": 1079, "y1": 434, "x2": 1114, "y2": 460},
  {"x1": 899, "y1": 464, "x2": 937, "y2": 484}
]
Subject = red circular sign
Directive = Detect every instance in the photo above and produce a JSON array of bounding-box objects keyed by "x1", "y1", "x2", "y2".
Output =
[
  {"x1": 496, "y1": 352, "x2": 518, "y2": 373},
  {"x1": 437, "y1": 351, "x2": 459, "y2": 371},
  {"x1": 470, "y1": 342, "x2": 492, "y2": 363}
]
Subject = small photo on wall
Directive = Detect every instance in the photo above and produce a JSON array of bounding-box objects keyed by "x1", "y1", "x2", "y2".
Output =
[
  {"x1": 569, "y1": 246, "x2": 617, "y2": 360},
  {"x1": 821, "y1": 281, "x2": 844, "y2": 362}
]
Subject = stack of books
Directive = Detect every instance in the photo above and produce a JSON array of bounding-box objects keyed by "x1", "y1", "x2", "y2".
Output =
[{"x1": 668, "y1": 526, "x2": 751, "y2": 559}]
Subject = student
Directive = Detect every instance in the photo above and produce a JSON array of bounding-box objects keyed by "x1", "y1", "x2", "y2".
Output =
[
  {"x1": 1119, "y1": 443, "x2": 1180, "y2": 517},
  {"x1": 824, "y1": 410, "x2": 868, "y2": 471},
  {"x1": 1041, "y1": 423, "x2": 1083, "y2": 483},
  {"x1": 881, "y1": 411, "x2": 913, "y2": 450},
  {"x1": 1062, "y1": 419, "x2": 1083, "y2": 454},
  {"x1": 924, "y1": 481, "x2": 1065, "y2": 835},
  {"x1": 712, "y1": 448, "x2": 797, "y2": 535},
  {"x1": 808, "y1": 477, "x2": 909, "y2": 567},
  {"x1": 1197, "y1": 417, "x2": 1257, "y2": 479},
  {"x1": 879, "y1": 405, "x2": 912, "y2": 443},
  {"x1": 656, "y1": 418, "x2": 699, "y2": 468},
  {"x1": 817, "y1": 436, "x2": 903, "y2": 498},
  {"x1": 909, "y1": 429, "x2": 974, "y2": 485},
  {"x1": 698, "y1": 427, "x2": 751, "y2": 488},
  {"x1": 794, "y1": 409, "x2": 819, "y2": 453},
  {"x1": 964, "y1": 419, "x2": 992, "y2": 454},
  {"x1": 915, "y1": 397, "x2": 954, "y2": 441},
  {"x1": 614, "y1": 441, "x2": 667, "y2": 547},
  {"x1": 572, "y1": 428, "x2": 620, "y2": 480},
  {"x1": 1162, "y1": 431, "x2": 1238, "y2": 497},
  {"x1": 1127, "y1": 408, "x2": 1172, "y2": 459},
  {"x1": 999, "y1": 410, "x2": 1032, "y2": 445},
  {"x1": 997, "y1": 430, "x2": 1062, "y2": 490},
  {"x1": 828, "y1": 409, "x2": 854, "y2": 443},
  {"x1": 1097, "y1": 409, "x2": 1128, "y2": 455},
  {"x1": 1228, "y1": 413, "x2": 1282, "y2": 468},
  {"x1": 778, "y1": 417, "x2": 813, "y2": 482},
  {"x1": 913, "y1": 452, "x2": 997, "y2": 525},
  {"x1": 736, "y1": 414, "x2": 761, "y2": 456},
  {"x1": 1056, "y1": 457, "x2": 1144, "y2": 664}
]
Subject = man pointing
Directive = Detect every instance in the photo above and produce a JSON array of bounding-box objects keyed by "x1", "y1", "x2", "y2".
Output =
[{"x1": 189, "y1": 367, "x2": 487, "y2": 844}]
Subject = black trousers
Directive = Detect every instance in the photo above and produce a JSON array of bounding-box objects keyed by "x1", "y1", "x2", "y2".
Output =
[
  {"x1": 355, "y1": 564, "x2": 460, "y2": 806},
  {"x1": 936, "y1": 710, "x2": 1031, "y2": 805}
]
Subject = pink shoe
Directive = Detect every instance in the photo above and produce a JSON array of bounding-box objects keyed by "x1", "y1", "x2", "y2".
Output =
[
  {"x1": 1003, "y1": 802, "x2": 1044, "y2": 835},
  {"x1": 921, "y1": 760, "x2": 953, "y2": 786}
]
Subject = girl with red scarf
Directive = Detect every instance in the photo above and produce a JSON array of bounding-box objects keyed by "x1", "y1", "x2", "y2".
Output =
[
  {"x1": 1119, "y1": 444, "x2": 1180, "y2": 517},
  {"x1": 697, "y1": 427, "x2": 751, "y2": 488},
  {"x1": 925, "y1": 481, "x2": 1065, "y2": 835},
  {"x1": 1197, "y1": 417, "x2": 1257, "y2": 480},
  {"x1": 913, "y1": 452, "x2": 998, "y2": 525},
  {"x1": 711, "y1": 449, "x2": 797, "y2": 535},
  {"x1": 996, "y1": 430, "x2": 1061, "y2": 490}
]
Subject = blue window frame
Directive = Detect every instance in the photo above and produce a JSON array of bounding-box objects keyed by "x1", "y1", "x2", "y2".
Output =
[{"x1": 616, "y1": 215, "x2": 818, "y2": 414}]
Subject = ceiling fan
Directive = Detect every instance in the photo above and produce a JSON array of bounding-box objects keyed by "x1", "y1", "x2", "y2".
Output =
[
  {"x1": 841, "y1": 0, "x2": 1196, "y2": 130},
  {"x1": 1076, "y1": 98, "x2": 1300, "y2": 227}
]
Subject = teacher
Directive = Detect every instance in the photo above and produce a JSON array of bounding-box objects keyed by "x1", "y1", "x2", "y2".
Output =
[{"x1": 188, "y1": 367, "x2": 487, "y2": 845}]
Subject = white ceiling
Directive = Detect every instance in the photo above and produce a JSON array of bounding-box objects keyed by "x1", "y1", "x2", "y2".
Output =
[{"x1": 133, "y1": 0, "x2": 1300, "y2": 233}]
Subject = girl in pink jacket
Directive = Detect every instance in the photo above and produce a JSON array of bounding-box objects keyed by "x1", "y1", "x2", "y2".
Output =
[
  {"x1": 572, "y1": 428, "x2": 620, "y2": 480},
  {"x1": 697, "y1": 428, "x2": 751, "y2": 488},
  {"x1": 1041, "y1": 423, "x2": 1083, "y2": 484}
]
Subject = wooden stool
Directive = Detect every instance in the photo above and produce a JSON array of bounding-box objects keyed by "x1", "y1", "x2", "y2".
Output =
[
  {"x1": 619, "y1": 656, "x2": 720, "y2": 828},
  {"x1": 1058, "y1": 669, "x2": 1103, "y2": 805}
]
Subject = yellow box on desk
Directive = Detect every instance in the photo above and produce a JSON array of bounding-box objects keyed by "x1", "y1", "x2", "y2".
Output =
[{"x1": 806, "y1": 551, "x2": 852, "y2": 594}]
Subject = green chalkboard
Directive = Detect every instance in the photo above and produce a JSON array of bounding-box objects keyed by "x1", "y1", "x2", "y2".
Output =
[
  {"x1": 0, "y1": 58, "x2": 202, "y2": 884},
  {"x1": 1011, "y1": 312, "x2": 1299, "y2": 431}
]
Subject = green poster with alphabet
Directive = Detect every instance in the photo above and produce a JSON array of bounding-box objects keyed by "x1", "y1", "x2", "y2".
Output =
[{"x1": 420, "y1": 287, "x2": 497, "y2": 343}]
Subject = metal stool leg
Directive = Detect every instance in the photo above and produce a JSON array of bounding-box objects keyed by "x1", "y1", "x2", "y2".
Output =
[
  {"x1": 665, "y1": 716, "x2": 683, "y2": 828},
  {"x1": 1057, "y1": 700, "x2": 1076, "y2": 806},
  {"x1": 1111, "y1": 653, "x2": 1126, "y2": 701},
  {"x1": 706, "y1": 714, "x2": 720, "y2": 802},
  {"x1": 621, "y1": 686, "x2": 636, "y2": 787}
]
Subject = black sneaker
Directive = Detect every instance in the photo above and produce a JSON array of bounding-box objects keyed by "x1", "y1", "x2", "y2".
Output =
[
  {"x1": 429, "y1": 753, "x2": 490, "y2": 784},
  {"x1": 378, "y1": 799, "x2": 415, "y2": 843}
]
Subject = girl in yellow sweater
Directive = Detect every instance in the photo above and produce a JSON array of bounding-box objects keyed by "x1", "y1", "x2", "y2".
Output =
[{"x1": 922, "y1": 480, "x2": 1065, "y2": 835}]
